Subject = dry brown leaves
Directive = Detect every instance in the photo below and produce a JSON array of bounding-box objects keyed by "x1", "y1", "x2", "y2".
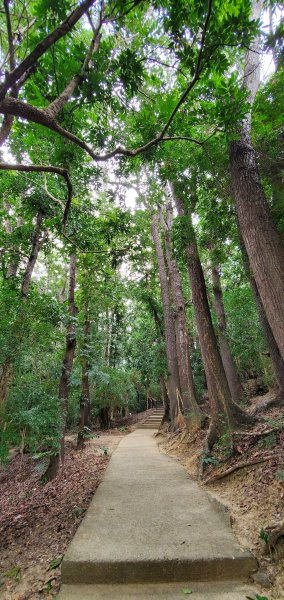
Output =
[{"x1": 0, "y1": 432, "x2": 124, "y2": 599}]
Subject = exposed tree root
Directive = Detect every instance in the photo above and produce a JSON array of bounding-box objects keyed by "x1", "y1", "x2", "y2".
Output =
[
  {"x1": 231, "y1": 402, "x2": 256, "y2": 426},
  {"x1": 204, "y1": 452, "x2": 283, "y2": 484},
  {"x1": 263, "y1": 521, "x2": 284, "y2": 555},
  {"x1": 251, "y1": 391, "x2": 284, "y2": 414},
  {"x1": 199, "y1": 420, "x2": 220, "y2": 477}
]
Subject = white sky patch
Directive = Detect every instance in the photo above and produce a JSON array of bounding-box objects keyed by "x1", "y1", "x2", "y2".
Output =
[{"x1": 124, "y1": 187, "x2": 138, "y2": 212}]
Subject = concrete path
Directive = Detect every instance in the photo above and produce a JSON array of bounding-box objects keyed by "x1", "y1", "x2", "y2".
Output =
[{"x1": 60, "y1": 429, "x2": 258, "y2": 599}]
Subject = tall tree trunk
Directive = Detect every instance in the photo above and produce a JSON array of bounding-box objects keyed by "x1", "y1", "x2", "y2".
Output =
[
  {"x1": 161, "y1": 204, "x2": 203, "y2": 430},
  {"x1": 240, "y1": 236, "x2": 284, "y2": 407},
  {"x1": 230, "y1": 0, "x2": 284, "y2": 363},
  {"x1": 77, "y1": 301, "x2": 91, "y2": 449},
  {"x1": 172, "y1": 192, "x2": 253, "y2": 449},
  {"x1": 211, "y1": 265, "x2": 243, "y2": 404},
  {"x1": 46, "y1": 254, "x2": 77, "y2": 479},
  {"x1": 151, "y1": 214, "x2": 179, "y2": 426}
]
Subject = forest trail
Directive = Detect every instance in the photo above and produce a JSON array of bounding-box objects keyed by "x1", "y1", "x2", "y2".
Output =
[{"x1": 60, "y1": 429, "x2": 258, "y2": 599}]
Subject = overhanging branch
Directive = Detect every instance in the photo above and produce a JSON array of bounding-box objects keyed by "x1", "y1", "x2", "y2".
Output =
[
  {"x1": 0, "y1": 0, "x2": 214, "y2": 161},
  {"x1": 0, "y1": 162, "x2": 72, "y2": 229},
  {"x1": 0, "y1": 0, "x2": 97, "y2": 100}
]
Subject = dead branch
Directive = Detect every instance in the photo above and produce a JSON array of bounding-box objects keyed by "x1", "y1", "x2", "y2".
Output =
[{"x1": 204, "y1": 452, "x2": 284, "y2": 484}]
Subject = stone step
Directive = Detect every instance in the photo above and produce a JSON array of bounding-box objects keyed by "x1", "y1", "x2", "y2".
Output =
[
  {"x1": 146, "y1": 415, "x2": 163, "y2": 419},
  {"x1": 62, "y1": 554, "x2": 257, "y2": 585},
  {"x1": 60, "y1": 580, "x2": 258, "y2": 599},
  {"x1": 137, "y1": 424, "x2": 159, "y2": 429}
]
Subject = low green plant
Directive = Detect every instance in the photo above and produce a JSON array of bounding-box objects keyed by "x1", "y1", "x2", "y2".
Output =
[
  {"x1": 276, "y1": 469, "x2": 284, "y2": 482},
  {"x1": 264, "y1": 414, "x2": 284, "y2": 430},
  {"x1": 4, "y1": 565, "x2": 21, "y2": 581},
  {"x1": 257, "y1": 433, "x2": 276, "y2": 450},
  {"x1": 72, "y1": 506, "x2": 85, "y2": 518},
  {"x1": 49, "y1": 556, "x2": 63, "y2": 570},
  {"x1": 202, "y1": 456, "x2": 220, "y2": 466},
  {"x1": 42, "y1": 576, "x2": 57, "y2": 592},
  {"x1": 246, "y1": 595, "x2": 269, "y2": 600},
  {"x1": 259, "y1": 528, "x2": 269, "y2": 544},
  {"x1": 213, "y1": 431, "x2": 233, "y2": 458}
]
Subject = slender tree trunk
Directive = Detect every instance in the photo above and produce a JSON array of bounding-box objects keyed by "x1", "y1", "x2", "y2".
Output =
[
  {"x1": 230, "y1": 0, "x2": 284, "y2": 363},
  {"x1": 240, "y1": 236, "x2": 284, "y2": 407},
  {"x1": 151, "y1": 214, "x2": 179, "y2": 426},
  {"x1": 109, "y1": 308, "x2": 122, "y2": 368},
  {"x1": 21, "y1": 210, "x2": 45, "y2": 296},
  {"x1": 172, "y1": 192, "x2": 253, "y2": 449},
  {"x1": 46, "y1": 254, "x2": 77, "y2": 479},
  {"x1": 211, "y1": 265, "x2": 243, "y2": 404},
  {"x1": 77, "y1": 301, "x2": 91, "y2": 449},
  {"x1": 99, "y1": 406, "x2": 110, "y2": 429},
  {"x1": 161, "y1": 204, "x2": 203, "y2": 430},
  {"x1": 104, "y1": 309, "x2": 112, "y2": 366},
  {"x1": 0, "y1": 359, "x2": 12, "y2": 405},
  {"x1": 3, "y1": 199, "x2": 21, "y2": 278}
]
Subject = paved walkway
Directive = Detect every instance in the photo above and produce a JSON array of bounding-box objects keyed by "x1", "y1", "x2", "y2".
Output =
[{"x1": 60, "y1": 429, "x2": 258, "y2": 599}]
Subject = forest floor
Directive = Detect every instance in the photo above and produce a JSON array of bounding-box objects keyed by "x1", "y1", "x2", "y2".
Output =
[
  {"x1": 1, "y1": 402, "x2": 284, "y2": 599},
  {"x1": 158, "y1": 391, "x2": 284, "y2": 600},
  {"x1": 0, "y1": 409, "x2": 152, "y2": 600}
]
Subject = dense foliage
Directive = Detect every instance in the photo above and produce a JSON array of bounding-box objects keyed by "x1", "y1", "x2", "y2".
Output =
[{"x1": 0, "y1": 0, "x2": 283, "y2": 465}]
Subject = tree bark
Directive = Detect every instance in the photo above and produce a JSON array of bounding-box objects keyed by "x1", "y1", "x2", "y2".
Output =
[
  {"x1": 240, "y1": 235, "x2": 284, "y2": 405},
  {"x1": 0, "y1": 359, "x2": 12, "y2": 406},
  {"x1": 99, "y1": 406, "x2": 110, "y2": 429},
  {"x1": 172, "y1": 192, "x2": 252, "y2": 449},
  {"x1": 151, "y1": 214, "x2": 179, "y2": 426},
  {"x1": 161, "y1": 203, "x2": 203, "y2": 430},
  {"x1": 160, "y1": 374, "x2": 170, "y2": 424},
  {"x1": 211, "y1": 265, "x2": 243, "y2": 404},
  {"x1": 77, "y1": 301, "x2": 91, "y2": 449},
  {"x1": 46, "y1": 254, "x2": 77, "y2": 479},
  {"x1": 230, "y1": 0, "x2": 284, "y2": 364}
]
